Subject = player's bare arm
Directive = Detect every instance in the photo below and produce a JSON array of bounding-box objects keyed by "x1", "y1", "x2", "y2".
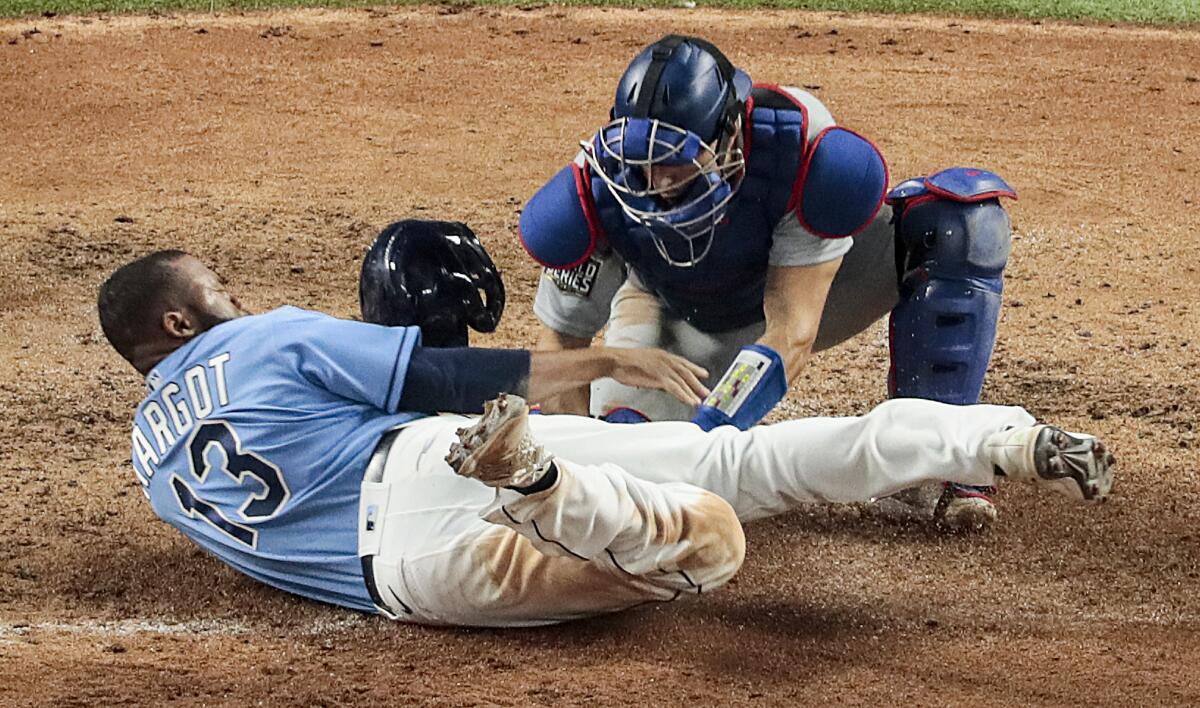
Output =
[
  {"x1": 756, "y1": 258, "x2": 844, "y2": 382},
  {"x1": 536, "y1": 325, "x2": 591, "y2": 352},
  {"x1": 528, "y1": 347, "x2": 708, "y2": 409},
  {"x1": 532, "y1": 326, "x2": 595, "y2": 414}
]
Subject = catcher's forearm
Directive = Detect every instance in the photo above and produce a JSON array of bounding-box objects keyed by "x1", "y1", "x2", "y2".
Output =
[
  {"x1": 757, "y1": 325, "x2": 816, "y2": 382},
  {"x1": 536, "y1": 324, "x2": 592, "y2": 351}
]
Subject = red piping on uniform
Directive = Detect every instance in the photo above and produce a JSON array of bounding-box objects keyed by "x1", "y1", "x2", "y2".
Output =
[{"x1": 791, "y1": 126, "x2": 890, "y2": 240}]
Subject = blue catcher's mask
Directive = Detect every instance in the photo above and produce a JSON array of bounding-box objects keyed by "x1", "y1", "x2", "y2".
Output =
[
  {"x1": 359, "y1": 219, "x2": 505, "y2": 347},
  {"x1": 582, "y1": 34, "x2": 751, "y2": 267}
]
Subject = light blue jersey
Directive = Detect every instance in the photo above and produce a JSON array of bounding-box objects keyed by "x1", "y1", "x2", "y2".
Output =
[{"x1": 129, "y1": 306, "x2": 424, "y2": 612}]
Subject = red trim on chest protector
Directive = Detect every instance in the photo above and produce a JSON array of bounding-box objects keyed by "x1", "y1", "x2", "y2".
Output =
[
  {"x1": 515, "y1": 165, "x2": 600, "y2": 271},
  {"x1": 748, "y1": 84, "x2": 812, "y2": 217},
  {"x1": 564, "y1": 162, "x2": 603, "y2": 270}
]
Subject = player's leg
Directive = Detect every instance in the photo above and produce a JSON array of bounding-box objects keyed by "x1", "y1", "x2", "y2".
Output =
[
  {"x1": 886, "y1": 172, "x2": 1017, "y2": 527},
  {"x1": 590, "y1": 275, "x2": 763, "y2": 422},
  {"x1": 362, "y1": 410, "x2": 744, "y2": 627},
  {"x1": 814, "y1": 181, "x2": 1018, "y2": 528},
  {"x1": 788, "y1": 205, "x2": 967, "y2": 523},
  {"x1": 588, "y1": 275, "x2": 673, "y2": 419},
  {"x1": 529, "y1": 397, "x2": 1111, "y2": 522},
  {"x1": 810, "y1": 205, "x2": 901, "y2": 353}
]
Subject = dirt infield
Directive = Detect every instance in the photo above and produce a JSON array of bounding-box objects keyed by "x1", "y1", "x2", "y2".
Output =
[{"x1": 1, "y1": 5, "x2": 1198, "y2": 705}]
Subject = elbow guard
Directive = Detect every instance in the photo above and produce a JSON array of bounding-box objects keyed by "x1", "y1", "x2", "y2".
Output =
[{"x1": 691, "y1": 345, "x2": 787, "y2": 431}]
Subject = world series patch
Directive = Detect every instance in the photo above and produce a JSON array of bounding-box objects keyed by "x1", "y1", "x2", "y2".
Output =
[{"x1": 545, "y1": 257, "x2": 602, "y2": 298}]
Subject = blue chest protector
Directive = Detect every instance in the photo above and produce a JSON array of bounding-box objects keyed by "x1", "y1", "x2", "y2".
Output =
[{"x1": 520, "y1": 86, "x2": 888, "y2": 335}]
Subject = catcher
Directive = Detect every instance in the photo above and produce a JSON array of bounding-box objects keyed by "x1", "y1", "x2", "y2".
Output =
[{"x1": 519, "y1": 34, "x2": 1019, "y2": 529}]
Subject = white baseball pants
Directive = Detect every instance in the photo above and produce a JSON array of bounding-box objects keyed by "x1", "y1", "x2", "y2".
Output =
[{"x1": 360, "y1": 398, "x2": 1033, "y2": 627}]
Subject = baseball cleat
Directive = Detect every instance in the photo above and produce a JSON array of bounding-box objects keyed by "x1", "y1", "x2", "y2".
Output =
[
  {"x1": 934, "y1": 483, "x2": 998, "y2": 531},
  {"x1": 986, "y1": 425, "x2": 1115, "y2": 501},
  {"x1": 871, "y1": 482, "x2": 997, "y2": 531},
  {"x1": 445, "y1": 394, "x2": 554, "y2": 489}
]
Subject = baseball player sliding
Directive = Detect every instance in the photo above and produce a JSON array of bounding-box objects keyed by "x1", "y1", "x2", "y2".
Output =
[
  {"x1": 520, "y1": 34, "x2": 1018, "y2": 529},
  {"x1": 97, "y1": 221, "x2": 1113, "y2": 627}
]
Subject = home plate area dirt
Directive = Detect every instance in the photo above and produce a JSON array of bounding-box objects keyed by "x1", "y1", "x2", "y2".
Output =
[{"x1": 1, "y1": 6, "x2": 1198, "y2": 705}]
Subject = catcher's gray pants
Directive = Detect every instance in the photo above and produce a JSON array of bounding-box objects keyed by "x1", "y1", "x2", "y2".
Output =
[
  {"x1": 592, "y1": 208, "x2": 900, "y2": 421},
  {"x1": 360, "y1": 399, "x2": 1032, "y2": 627}
]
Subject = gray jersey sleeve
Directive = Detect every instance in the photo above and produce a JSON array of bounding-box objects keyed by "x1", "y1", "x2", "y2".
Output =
[
  {"x1": 766, "y1": 86, "x2": 855, "y2": 268},
  {"x1": 532, "y1": 249, "x2": 628, "y2": 340},
  {"x1": 768, "y1": 214, "x2": 856, "y2": 267}
]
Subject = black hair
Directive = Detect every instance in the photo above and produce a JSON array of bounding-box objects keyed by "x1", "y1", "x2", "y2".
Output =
[{"x1": 97, "y1": 249, "x2": 190, "y2": 362}]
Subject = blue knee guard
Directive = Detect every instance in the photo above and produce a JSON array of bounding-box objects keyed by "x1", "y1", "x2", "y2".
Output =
[
  {"x1": 886, "y1": 168, "x2": 1017, "y2": 404},
  {"x1": 601, "y1": 406, "x2": 652, "y2": 424}
]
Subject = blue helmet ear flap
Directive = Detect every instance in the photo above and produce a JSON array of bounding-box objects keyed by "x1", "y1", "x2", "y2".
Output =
[{"x1": 359, "y1": 220, "x2": 505, "y2": 346}]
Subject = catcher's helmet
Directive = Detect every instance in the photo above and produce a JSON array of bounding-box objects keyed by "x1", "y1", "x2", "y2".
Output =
[
  {"x1": 359, "y1": 219, "x2": 504, "y2": 347},
  {"x1": 613, "y1": 34, "x2": 751, "y2": 145},
  {"x1": 584, "y1": 35, "x2": 752, "y2": 267}
]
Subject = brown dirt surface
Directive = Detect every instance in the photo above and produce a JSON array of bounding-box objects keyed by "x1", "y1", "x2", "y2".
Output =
[{"x1": 1, "y1": 6, "x2": 1199, "y2": 706}]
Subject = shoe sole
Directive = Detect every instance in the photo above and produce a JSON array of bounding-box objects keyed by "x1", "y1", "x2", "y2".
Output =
[
  {"x1": 1033, "y1": 427, "x2": 1115, "y2": 502},
  {"x1": 445, "y1": 394, "x2": 530, "y2": 485}
]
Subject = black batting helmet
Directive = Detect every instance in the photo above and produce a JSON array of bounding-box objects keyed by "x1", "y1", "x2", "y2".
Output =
[{"x1": 359, "y1": 219, "x2": 505, "y2": 347}]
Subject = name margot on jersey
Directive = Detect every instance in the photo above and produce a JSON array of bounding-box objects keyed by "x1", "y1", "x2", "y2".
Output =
[{"x1": 131, "y1": 352, "x2": 232, "y2": 485}]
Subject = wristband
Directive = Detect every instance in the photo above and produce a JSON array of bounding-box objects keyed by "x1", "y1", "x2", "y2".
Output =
[{"x1": 691, "y1": 344, "x2": 787, "y2": 431}]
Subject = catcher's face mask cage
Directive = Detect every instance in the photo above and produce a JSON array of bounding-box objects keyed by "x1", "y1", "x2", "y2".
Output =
[{"x1": 583, "y1": 115, "x2": 745, "y2": 267}]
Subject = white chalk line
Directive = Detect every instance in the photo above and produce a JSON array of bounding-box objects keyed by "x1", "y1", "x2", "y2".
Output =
[
  {"x1": 0, "y1": 613, "x2": 374, "y2": 645},
  {"x1": 0, "y1": 618, "x2": 250, "y2": 644}
]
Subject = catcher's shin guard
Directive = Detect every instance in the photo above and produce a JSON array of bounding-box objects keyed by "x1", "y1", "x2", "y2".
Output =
[
  {"x1": 888, "y1": 272, "x2": 1003, "y2": 404},
  {"x1": 886, "y1": 168, "x2": 1016, "y2": 404}
]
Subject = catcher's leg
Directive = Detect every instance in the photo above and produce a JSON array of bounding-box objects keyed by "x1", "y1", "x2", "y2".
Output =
[
  {"x1": 887, "y1": 175, "x2": 1016, "y2": 528},
  {"x1": 589, "y1": 275, "x2": 681, "y2": 420},
  {"x1": 591, "y1": 275, "x2": 766, "y2": 422},
  {"x1": 363, "y1": 406, "x2": 744, "y2": 627},
  {"x1": 809, "y1": 205, "x2": 901, "y2": 353}
]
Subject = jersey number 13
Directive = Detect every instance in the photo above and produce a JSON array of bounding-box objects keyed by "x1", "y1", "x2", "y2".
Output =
[{"x1": 170, "y1": 420, "x2": 291, "y2": 548}]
